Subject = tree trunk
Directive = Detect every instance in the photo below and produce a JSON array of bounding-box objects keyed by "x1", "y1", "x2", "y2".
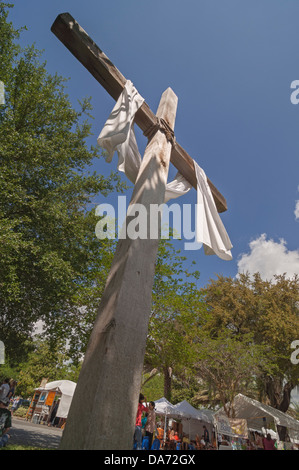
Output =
[
  {"x1": 265, "y1": 376, "x2": 294, "y2": 413},
  {"x1": 163, "y1": 367, "x2": 172, "y2": 401}
]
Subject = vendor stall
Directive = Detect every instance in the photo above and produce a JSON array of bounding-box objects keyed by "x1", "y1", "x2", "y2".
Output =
[
  {"x1": 214, "y1": 393, "x2": 299, "y2": 450},
  {"x1": 26, "y1": 380, "x2": 76, "y2": 427},
  {"x1": 171, "y1": 400, "x2": 215, "y2": 446},
  {"x1": 154, "y1": 397, "x2": 178, "y2": 443},
  {"x1": 154, "y1": 397, "x2": 215, "y2": 448}
]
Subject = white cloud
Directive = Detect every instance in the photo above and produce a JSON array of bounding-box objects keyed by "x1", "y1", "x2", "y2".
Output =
[{"x1": 237, "y1": 234, "x2": 299, "y2": 281}]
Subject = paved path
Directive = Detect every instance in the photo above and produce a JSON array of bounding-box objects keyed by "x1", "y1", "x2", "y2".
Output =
[{"x1": 8, "y1": 418, "x2": 63, "y2": 449}]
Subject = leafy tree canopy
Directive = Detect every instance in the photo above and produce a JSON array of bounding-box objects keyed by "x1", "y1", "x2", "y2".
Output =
[
  {"x1": 202, "y1": 272, "x2": 299, "y2": 411},
  {"x1": 0, "y1": 3, "x2": 126, "y2": 363}
]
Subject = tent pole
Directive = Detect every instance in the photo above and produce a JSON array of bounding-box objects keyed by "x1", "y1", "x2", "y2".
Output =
[{"x1": 164, "y1": 414, "x2": 167, "y2": 448}]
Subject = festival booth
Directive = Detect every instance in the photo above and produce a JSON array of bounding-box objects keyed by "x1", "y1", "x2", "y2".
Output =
[
  {"x1": 26, "y1": 380, "x2": 76, "y2": 427},
  {"x1": 154, "y1": 398, "x2": 215, "y2": 448},
  {"x1": 214, "y1": 393, "x2": 299, "y2": 450},
  {"x1": 154, "y1": 397, "x2": 178, "y2": 442},
  {"x1": 171, "y1": 400, "x2": 215, "y2": 443}
]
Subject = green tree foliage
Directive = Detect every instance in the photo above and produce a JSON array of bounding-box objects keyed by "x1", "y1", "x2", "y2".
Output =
[
  {"x1": 145, "y1": 263, "x2": 299, "y2": 412},
  {"x1": 194, "y1": 330, "x2": 269, "y2": 416},
  {"x1": 202, "y1": 272, "x2": 299, "y2": 412},
  {"x1": 145, "y1": 238, "x2": 205, "y2": 401},
  {"x1": 15, "y1": 337, "x2": 81, "y2": 398},
  {"x1": 0, "y1": 3, "x2": 125, "y2": 363},
  {"x1": 141, "y1": 370, "x2": 164, "y2": 402}
]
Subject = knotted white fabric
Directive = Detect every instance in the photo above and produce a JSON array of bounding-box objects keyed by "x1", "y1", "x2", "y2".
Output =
[
  {"x1": 97, "y1": 80, "x2": 233, "y2": 260},
  {"x1": 97, "y1": 80, "x2": 144, "y2": 184}
]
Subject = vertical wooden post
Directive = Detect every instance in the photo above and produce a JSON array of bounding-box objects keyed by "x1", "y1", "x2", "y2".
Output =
[{"x1": 59, "y1": 88, "x2": 178, "y2": 450}]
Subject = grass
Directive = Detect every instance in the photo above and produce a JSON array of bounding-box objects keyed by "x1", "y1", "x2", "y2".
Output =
[{"x1": 2, "y1": 444, "x2": 52, "y2": 450}]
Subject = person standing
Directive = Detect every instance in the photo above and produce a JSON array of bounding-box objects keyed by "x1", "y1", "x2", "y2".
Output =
[
  {"x1": 263, "y1": 433, "x2": 276, "y2": 450},
  {"x1": 145, "y1": 401, "x2": 156, "y2": 446},
  {"x1": 7, "y1": 380, "x2": 17, "y2": 399},
  {"x1": 0, "y1": 397, "x2": 11, "y2": 447},
  {"x1": 11, "y1": 396, "x2": 22, "y2": 416},
  {"x1": 133, "y1": 393, "x2": 148, "y2": 450},
  {"x1": 0, "y1": 379, "x2": 10, "y2": 401},
  {"x1": 255, "y1": 431, "x2": 264, "y2": 450},
  {"x1": 156, "y1": 424, "x2": 164, "y2": 447},
  {"x1": 203, "y1": 425, "x2": 210, "y2": 448},
  {"x1": 141, "y1": 412, "x2": 148, "y2": 437},
  {"x1": 48, "y1": 400, "x2": 60, "y2": 427}
]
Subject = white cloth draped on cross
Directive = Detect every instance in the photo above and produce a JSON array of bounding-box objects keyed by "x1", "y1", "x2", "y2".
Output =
[{"x1": 97, "y1": 80, "x2": 233, "y2": 261}]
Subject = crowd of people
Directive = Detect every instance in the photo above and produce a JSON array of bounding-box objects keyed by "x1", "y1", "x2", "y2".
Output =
[
  {"x1": 1, "y1": 384, "x2": 298, "y2": 450},
  {"x1": 155, "y1": 426, "x2": 215, "y2": 450},
  {"x1": 133, "y1": 393, "x2": 299, "y2": 451},
  {"x1": 217, "y1": 430, "x2": 298, "y2": 450},
  {"x1": 133, "y1": 393, "x2": 216, "y2": 450}
]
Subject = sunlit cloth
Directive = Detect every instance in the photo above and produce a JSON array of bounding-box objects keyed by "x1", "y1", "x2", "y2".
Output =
[
  {"x1": 97, "y1": 80, "x2": 144, "y2": 184},
  {"x1": 194, "y1": 162, "x2": 232, "y2": 260},
  {"x1": 97, "y1": 80, "x2": 232, "y2": 260}
]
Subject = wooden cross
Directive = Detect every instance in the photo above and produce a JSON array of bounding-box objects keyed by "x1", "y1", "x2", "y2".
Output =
[{"x1": 51, "y1": 13, "x2": 228, "y2": 450}]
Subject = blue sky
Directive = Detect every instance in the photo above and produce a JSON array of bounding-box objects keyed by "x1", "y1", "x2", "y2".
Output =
[{"x1": 8, "y1": 0, "x2": 299, "y2": 289}]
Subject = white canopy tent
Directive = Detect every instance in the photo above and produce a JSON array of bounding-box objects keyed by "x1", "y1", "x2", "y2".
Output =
[
  {"x1": 154, "y1": 397, "x2": 177, "y2": 441},
  {"x1": 171, "y1": 400, "x2": 214, "y2": 441},
  {"x1": 154, "y1": 397, "x2": 177, "y2": 416},
  {"x1": 35, "y1": 380, "x2": 76, "y2": 419},
  {"x1": 154, "y1": 398, "x2": 215, "y2": 442},
  {"x1": 172, "y1": 400, "x2": 214, "y2": 423},
  {"x1": 214, "y1": 393, "x2": 299, "y2": 444}
]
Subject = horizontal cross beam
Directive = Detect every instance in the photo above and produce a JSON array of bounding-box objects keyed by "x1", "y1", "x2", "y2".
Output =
[{"x1": 51, "y1": 13, "x2": 227, "y2": 213}]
